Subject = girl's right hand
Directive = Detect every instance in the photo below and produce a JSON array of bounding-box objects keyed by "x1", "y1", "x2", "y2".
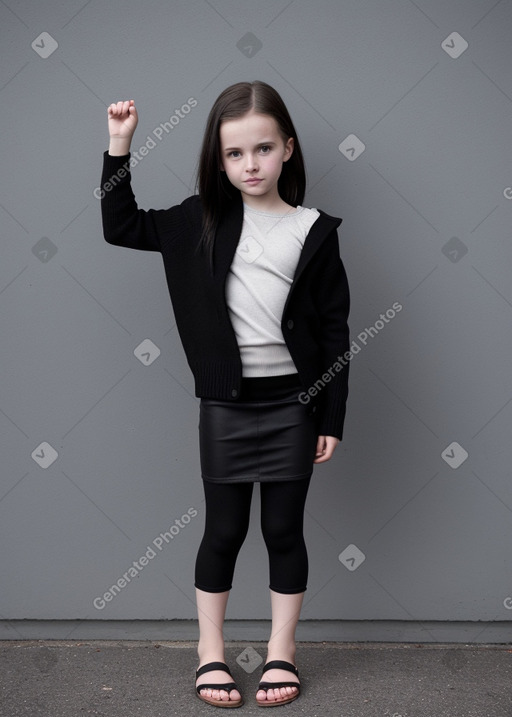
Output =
[{"x1": 108, "y1": 99, "x2": 138, "y2": 139}]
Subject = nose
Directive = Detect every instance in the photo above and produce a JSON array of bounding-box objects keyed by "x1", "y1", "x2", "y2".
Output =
[{"x1": 245, "y1": 153, "x2": 258, "y2": 172}]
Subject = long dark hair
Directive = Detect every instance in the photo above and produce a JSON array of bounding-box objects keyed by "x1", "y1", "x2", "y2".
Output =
[{"x1": 195, "y1": 80, "x2": 306, "y2": 271}]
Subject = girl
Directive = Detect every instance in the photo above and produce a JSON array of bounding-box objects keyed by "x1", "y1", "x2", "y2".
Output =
[{"x1": 101, "y1": 80, "x2": 350, "y2": 707}]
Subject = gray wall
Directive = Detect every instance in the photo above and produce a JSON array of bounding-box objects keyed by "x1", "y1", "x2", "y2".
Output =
[{"x1": 1, "y1": 0, "x2": 512, "y2": 641}]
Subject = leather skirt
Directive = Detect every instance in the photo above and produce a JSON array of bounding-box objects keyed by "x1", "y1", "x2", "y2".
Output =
[{"x1": 198, "y1": 372, "x2": 319, "y2": 483}]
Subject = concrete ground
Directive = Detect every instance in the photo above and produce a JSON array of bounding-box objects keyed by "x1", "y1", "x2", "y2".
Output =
[{"x1": 0, "y1": 640, "x2": 511, "y2": 717}]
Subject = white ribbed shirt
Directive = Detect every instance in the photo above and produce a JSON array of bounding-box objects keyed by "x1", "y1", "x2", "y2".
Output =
[{"x1": 225, "y1": 202, "x2": 320, "y2": 377}]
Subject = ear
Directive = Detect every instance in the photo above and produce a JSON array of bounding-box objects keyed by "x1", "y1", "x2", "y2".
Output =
[{"x1": 283, "y1": 137, "x2": 294, "y2": 162}]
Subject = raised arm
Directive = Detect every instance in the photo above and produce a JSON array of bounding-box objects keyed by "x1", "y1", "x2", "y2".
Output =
[{"x1": 100, "y1": 99, "x2": 176, "y2": 253}]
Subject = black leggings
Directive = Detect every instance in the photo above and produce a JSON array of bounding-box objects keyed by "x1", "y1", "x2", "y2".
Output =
[{"x1": 194, "y1": 475, "x2": 312, "y2": 594}]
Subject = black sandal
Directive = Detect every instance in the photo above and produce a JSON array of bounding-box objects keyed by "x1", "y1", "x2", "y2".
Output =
[
  {"x1": 195, "y1": 661, "x2": 243, "y2": 708},
  {"x1": 256, "y1": 660, "x2": 301, "y2": 707}
]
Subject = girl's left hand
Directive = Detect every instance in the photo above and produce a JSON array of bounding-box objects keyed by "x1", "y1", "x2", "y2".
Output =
[{"x1": 314, "y1": 435, "x2": 340, "y2": 463}]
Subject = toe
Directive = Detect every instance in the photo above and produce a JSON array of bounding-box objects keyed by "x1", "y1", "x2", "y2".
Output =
[
  {"x1": 256, "y1": 688, "x2": 272, "y2": 703},
  {"x1": 229, "y1": 688, "x2": 241, "y2": 702},
  {"x1": 219, "y1": 688, "x2": 241, "y2": 702}
]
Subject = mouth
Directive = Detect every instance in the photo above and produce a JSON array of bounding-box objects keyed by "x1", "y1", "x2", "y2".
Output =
[{"x1": 244, "y1": 178, "x2": 262, "y2": 184}]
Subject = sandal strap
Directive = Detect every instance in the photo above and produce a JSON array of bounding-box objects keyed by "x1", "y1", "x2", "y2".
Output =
[
  {"x1": 196, "y1": 661, "x2": 232, "y2": 679},
  {"x1": 196, "y1": 681, "x2": 238, "y2": 694},
  {"x1": 261, "y1": 660, "x2": 299, "y2": 677},
  {"x1": 258, "y1": 680, "x2": 300, "y2": 691}
]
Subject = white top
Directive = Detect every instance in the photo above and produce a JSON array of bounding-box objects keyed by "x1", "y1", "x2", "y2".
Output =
[{"x1": 225, "y1": 202, "x2": 320, "y2": 377}]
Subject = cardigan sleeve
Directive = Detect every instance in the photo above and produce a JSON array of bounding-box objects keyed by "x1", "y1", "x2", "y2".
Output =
[
  {"x1": 312, "y1": 229, "x2": 351, "y2": 440},
  {"x1": 100, "y1": 151, "x2": 192, "y2": 252}
]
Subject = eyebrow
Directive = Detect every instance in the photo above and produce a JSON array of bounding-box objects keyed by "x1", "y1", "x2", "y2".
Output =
[{"x1": 223, "y1": 141, "x2": 276, "y2": 151}]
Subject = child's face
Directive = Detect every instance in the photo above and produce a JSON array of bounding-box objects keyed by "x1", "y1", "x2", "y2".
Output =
[{"x1": 219, "y1": 110, "x2": 294, "y2": 205}]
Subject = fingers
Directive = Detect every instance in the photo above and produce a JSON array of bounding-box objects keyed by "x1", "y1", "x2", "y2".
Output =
[
  {"x1": 313, "y1": 435, "x2": 339, "y2": 463},
  {"x1": 315, "y1": 435, "x2": 325, "y2": 457},
  {"x1": 107, "y1": 99, "x2": 136, "y2": 117}
]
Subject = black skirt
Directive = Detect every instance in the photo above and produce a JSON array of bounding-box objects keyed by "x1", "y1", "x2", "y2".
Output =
[{"x1": 198, "y1": 372, "x2": 319, "y2": 483}]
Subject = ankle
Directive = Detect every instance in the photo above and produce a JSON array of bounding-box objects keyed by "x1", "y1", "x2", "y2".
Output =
[
  {"x1": 266, "y1": 640, "x2": 297, "y2": 663},
  {"x1": 197, "y1": 639, "x2": 226, "y2": 665}
]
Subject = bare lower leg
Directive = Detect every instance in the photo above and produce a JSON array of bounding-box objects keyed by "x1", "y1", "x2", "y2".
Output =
[
  {"x1": 195, "y1": 588, "x2": 242, "y2": 703},
  {"x1": 196, "y1": 587, "x2": 229, "y2": 663},
  {"x1": 267, "y1": 589, "x2": 304, "y2": 660},
  {"x1": 256, "y1": 590, "x2": 304, "y2": 704}
]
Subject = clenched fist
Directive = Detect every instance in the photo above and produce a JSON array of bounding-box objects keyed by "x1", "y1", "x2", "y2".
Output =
[{"x1": 108, "y1": 99, "x2": 138, "y2": 139}]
